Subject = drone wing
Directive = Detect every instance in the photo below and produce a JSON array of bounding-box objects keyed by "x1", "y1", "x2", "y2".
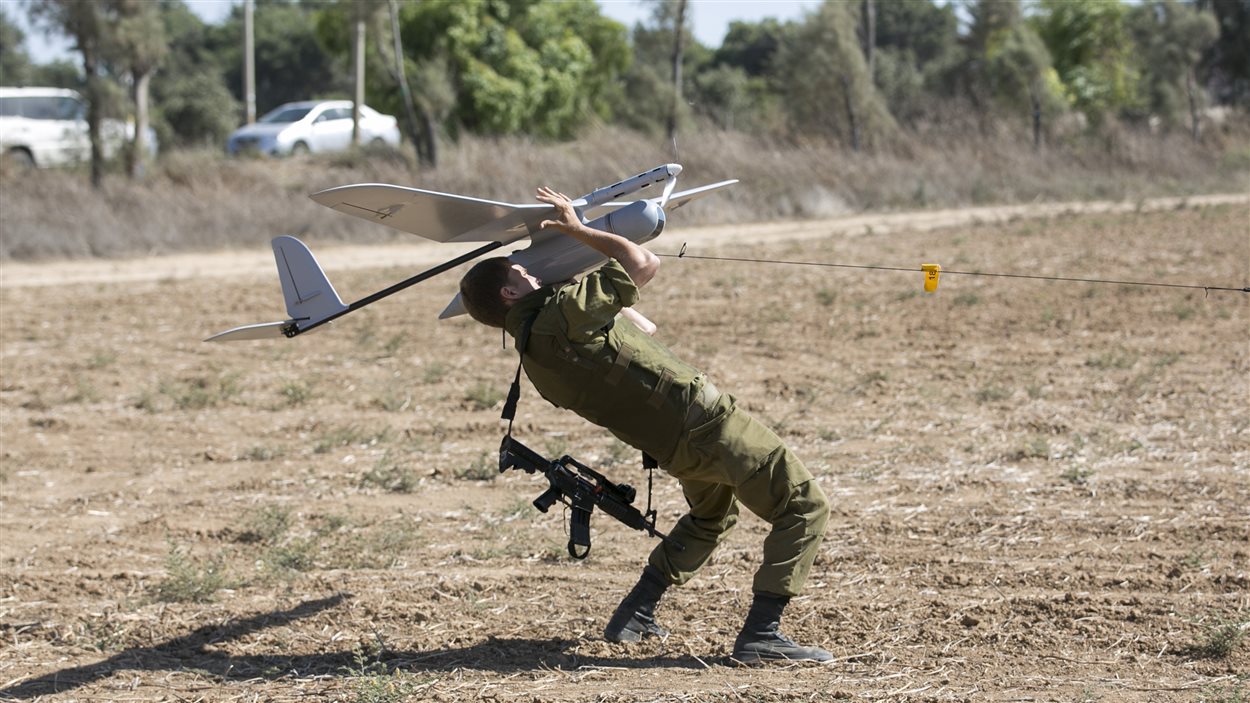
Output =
[
  {"x1": 309, "y1": 184, "x2": 552, "y2": 244},
  {"x1": 587, "y1": 179, "x2": 740, "y2": 218},
  {"x1": 663, "y1": 179, "x2": 739, "y2": 211}
]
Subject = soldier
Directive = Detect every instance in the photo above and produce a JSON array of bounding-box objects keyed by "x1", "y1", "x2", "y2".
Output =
[{"x1": 458, "y1": 186, "x2": 832, "y2": 664}]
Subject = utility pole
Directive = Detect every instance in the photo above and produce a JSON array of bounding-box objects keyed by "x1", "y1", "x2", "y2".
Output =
[
  {"x1": 244, "y1": 0, "x2": 255, "y2": 123},
  {"x1": 352, "y1": 12, "x2": 365, "y2": 147}
]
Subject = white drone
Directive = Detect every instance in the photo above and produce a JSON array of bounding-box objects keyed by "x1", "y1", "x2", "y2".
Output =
[{"x1": 207, "y1": 164, "x2": 736, "y2": 341}]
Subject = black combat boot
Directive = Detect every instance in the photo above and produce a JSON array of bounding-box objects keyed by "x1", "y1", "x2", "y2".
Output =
[
  {"x1": 731, "y1": 592, "x2": 833, "y2": 664},
  {"x1": 604, "y1": 565, "x2": 670, "y2": 643}
]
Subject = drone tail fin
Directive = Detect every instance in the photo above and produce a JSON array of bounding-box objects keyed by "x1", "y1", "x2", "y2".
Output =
[
  {"x1": 272, "y1": 235, "x2": 349, "y2": 323},
  {"x1": 205, "y1": 236, "x2": 348, "y2": 342}
]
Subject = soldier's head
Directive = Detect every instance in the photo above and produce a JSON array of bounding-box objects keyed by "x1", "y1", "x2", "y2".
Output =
[{"x1": 459, "y1": 257, "x2": 542, "y2": 328}]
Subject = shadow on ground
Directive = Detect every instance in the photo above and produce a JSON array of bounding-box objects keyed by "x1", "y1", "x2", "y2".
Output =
[{"x1": 0, "y1": 594, "x2": 706, "y2": 698}]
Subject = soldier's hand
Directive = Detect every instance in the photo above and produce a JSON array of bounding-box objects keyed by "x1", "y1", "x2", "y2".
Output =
[{"x1": 536, "y1": 186, "x2": 582, "y2": 233}]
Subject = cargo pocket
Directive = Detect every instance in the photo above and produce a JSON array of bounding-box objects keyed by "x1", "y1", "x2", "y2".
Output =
[{"x1": 672, "y1": 396, "x2": 786, "y2": 486}]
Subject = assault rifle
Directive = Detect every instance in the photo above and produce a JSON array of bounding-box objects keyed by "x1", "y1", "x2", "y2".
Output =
[{"x1": 498, "y1": 436, "x2": 685, "y2": 559}]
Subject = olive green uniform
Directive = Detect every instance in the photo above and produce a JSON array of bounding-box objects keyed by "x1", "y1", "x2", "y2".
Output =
[{"x1": 504, "y1": 261, "x2": 829, "y2": 597}]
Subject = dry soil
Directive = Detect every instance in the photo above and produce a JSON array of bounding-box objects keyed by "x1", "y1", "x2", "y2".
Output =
[{"x1": 1, "y1": 198, "x2": 1247, "y2": 702}]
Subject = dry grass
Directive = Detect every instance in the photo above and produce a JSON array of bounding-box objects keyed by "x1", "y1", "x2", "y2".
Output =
[{"x1": 1, "y1": 120, "x2": 1248, "y2": 260}]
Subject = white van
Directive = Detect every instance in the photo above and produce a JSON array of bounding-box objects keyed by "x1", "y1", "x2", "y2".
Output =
[{"x1": 0, "y1": 87, "x2": 156, "y2": 168}]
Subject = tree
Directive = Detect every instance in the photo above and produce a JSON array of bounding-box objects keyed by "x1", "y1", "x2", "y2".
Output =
[
  {"x1": 690, "y1": 64, "x2": 753, "y2": 130},
  {"x1": 150, "y1": 1, "x2": 239, "y2": 149},
  {"x1": 28, "y1": 59, "x2": 80, "y2": 88},
  {"x1": 29, "y1": 0, "x2": 109, "y2": 187},
  {"x1": 1129, "y1": 0, "x2": 1219, "y2": 139},
  {"x1": 773, "y1": 0, "x2": 895, "y2": 150},
  {"x1": 315, "y1": 0, "x2": 457, "y2": 161},
  {"x1": 660, "y1": 0, "x2": 689, "y2": 143},
  {"x1": 318, "y1": 0, "x2": 449, "y2": 163},
  {"x1": 871, "y1": 0, "x2": 959, "y2": 124},
  {"x1": 376, "y1": 0, "x2": 433, "y2": 165},
  {"x1": 947, "y1": 0, "x2": 1068, "y2": 147},
  {"x1": 861, "y1": 0, "x2": 875, "y2": 80},
  {"x1": 695, "y1": 19, "x2": 786, "y2": 133},
  {"x1": 967, "y1": 0, "x2": 1022, "y2": 54},
  {"x1": 1, "y1": 8, "x2": 33, "y2": 86},
  {"x1": 109, "y1": 0, "x2": 168, "y2": 178},
  {"x1": 984, "y1": 23, "x2": 1065, "y2": 148},
  {"x1": 952, "y1": 0, "x2": 1026, "y2": 127},
  {"x1": 874, "y1": 0, "x2": 958, "y2": 67},
  {"x1": 391, "y1": 0, "x2": 630, "y2": 139},
  {"x1": 714, "y1": 18, "x2": 785, "y2": 77},
  {"x1": 615, "y1": 6, "x2": 707, "y2": 137},
  {"x1": 383, "y1": 0, "x2": 423, "y2": 162},
  {"x1": 29, "y1": 0, "x2": 175, "y2": 182},
  {"x1": 614, "y1": 26, "x2": 670, "y2": 135},
  {"x1": 1197, "y1": 0, "x2": 1250, "y2": 107},
  {"x1": 1031, "y1": 0, "x2": 1140, "y2": 121}
]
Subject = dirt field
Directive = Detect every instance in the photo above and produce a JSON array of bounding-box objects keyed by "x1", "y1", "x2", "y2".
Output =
[{"x1": 1, "y1": 200, "x2": 1247, "y2": 702}]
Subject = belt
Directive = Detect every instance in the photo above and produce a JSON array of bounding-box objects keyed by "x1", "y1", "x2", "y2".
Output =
[{"x1": 683, "y1": 379, "x2": 721, "y2": 431}]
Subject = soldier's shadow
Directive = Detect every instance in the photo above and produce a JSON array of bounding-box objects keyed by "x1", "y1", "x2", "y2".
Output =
[{"x1": 0, "y1": 594, "x2": 708, "y2": 699}]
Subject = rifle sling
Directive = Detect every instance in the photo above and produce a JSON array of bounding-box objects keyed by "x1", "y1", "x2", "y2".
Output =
[{"x1": 500, "y1": 311, "x2": 538, "y2": 435}]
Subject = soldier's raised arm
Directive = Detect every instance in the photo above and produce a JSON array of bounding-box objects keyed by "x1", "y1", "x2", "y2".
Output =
[{"x1": 535, "y1": 186, "x2": 660, "y2": 288}]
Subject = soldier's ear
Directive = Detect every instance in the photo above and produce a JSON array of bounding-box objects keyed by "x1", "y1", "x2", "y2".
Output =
[{"x1": 500, "y1": 285, "x2": 520, "y2": 302}]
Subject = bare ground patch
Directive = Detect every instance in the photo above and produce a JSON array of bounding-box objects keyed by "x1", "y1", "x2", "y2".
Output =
[{"x1": 1, "y1": 203, "x2": 1247, "y2": 701}]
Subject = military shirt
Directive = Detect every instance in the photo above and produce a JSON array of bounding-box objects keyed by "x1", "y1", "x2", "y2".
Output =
[{"x1": 504, "y1": 260, "x2": 705, "y2": 464}]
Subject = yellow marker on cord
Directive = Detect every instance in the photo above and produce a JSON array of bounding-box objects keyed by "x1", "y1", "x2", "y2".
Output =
[{"x1": 921, "y1": 263, "x2": 941, "y2": 292}]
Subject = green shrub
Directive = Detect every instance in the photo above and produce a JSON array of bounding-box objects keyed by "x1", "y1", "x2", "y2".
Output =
[{"x1": 150, "y1": 545, "x2": 227, "y2": 603}]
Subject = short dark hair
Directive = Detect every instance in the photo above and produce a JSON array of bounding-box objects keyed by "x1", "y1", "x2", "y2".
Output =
[{"x1": 459, "y1": 257, "x2": 514, "y2": 328}]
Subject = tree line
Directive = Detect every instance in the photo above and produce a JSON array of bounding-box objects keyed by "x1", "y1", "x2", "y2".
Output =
[{"x1": 1, "y1": 0, "x2": 1246, "y2": 186}]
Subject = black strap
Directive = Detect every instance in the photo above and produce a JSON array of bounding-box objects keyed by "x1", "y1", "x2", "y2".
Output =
[
  {"x1": 501, "y1": 314, "x2": 538, "y2": 435},
  {"x1": 501, "y1": 361, "x2": 524, "y2": 433},
  {"x1": 642, "y1": 453, "x2": 658, "y2": 529}
]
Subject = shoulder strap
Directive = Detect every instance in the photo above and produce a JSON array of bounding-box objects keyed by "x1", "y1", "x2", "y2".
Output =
[{"x1": 501, "y1": 313, "x2": 538, "y2": 434}]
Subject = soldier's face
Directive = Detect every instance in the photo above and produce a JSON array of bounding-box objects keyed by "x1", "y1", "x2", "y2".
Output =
[{"x1": 502, "y1": 264, "x2": 541, "y2": 300}]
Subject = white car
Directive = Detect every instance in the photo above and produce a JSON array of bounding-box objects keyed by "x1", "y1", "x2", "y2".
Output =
[
  {"x1": 0, "y1": 87, "x2": 155, "y2": 168},
  {"x1": 226, "y1": 100, "x2": 401, "y2": 156}
]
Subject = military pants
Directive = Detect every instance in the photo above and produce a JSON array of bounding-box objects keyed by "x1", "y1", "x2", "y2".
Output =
[{"x1": 648, "y1": 391, "x2": 829, "y2": 597}]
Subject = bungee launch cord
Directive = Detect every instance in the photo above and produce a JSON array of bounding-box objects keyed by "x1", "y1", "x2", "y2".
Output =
[{"x1": 661, "y1": 243, "x2": 1250, "y2": 296}]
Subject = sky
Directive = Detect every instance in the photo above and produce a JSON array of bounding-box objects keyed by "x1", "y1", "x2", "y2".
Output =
[{"x1": 7, "y1": 0, "x2": 821, "y2": 66}]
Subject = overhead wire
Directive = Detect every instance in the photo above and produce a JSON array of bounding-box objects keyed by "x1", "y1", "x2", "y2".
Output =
[{"x1": 659, "y1": 243, "x2": 1250, "y2": 295}]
